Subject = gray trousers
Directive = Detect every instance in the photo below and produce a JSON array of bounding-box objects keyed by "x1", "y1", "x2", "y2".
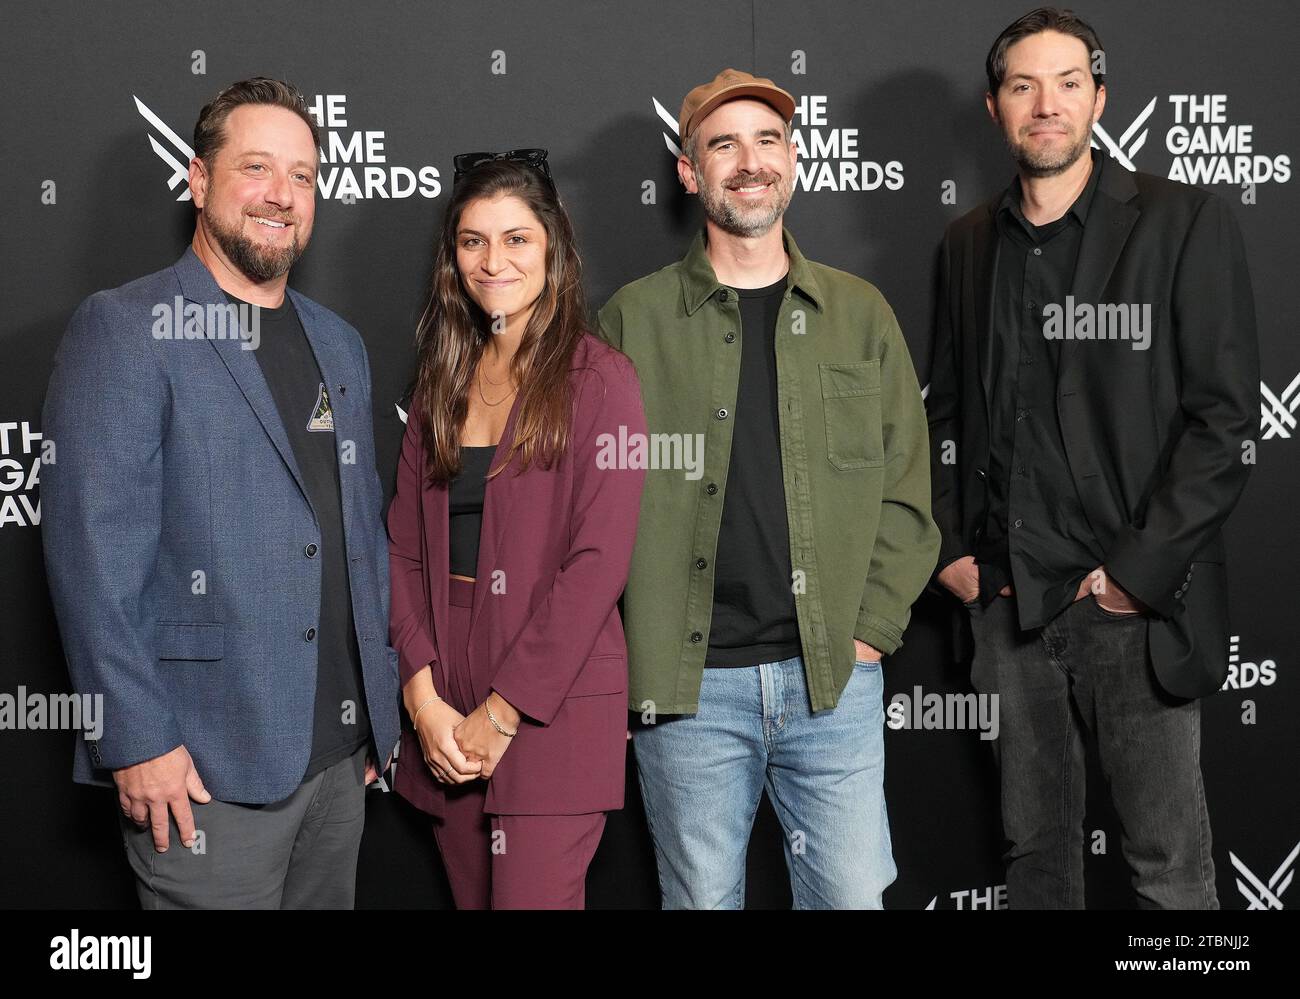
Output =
[
  {"x1": 968, "y1": 594, "x2": 1217, "y2": 909},
  {"x1": 118, "y1": 745, "x2": 368, "y2": 909}
]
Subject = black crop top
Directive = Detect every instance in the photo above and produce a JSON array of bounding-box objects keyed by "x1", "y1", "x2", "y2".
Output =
[{"x1": 448, "y1": 445, "x2": 497, "y2": 577}]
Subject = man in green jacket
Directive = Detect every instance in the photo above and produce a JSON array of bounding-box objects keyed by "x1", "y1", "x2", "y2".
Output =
[{"x1": 598, "y1": 69, "x2": 939, "y2": 908}]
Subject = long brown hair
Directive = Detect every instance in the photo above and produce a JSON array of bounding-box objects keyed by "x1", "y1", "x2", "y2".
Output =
[{"x1": 412, "y1": 159, "x2": 587, "y2": 485}]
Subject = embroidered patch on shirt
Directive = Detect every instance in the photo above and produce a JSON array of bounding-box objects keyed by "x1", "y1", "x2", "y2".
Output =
[{"x1": 307, "y1": 383, "x2": 335, "y2": 433}]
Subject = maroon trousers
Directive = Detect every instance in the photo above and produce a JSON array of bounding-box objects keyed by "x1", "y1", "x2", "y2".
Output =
[{"x1": 432, "y1": 577, "x2": 606, "y2": 909}]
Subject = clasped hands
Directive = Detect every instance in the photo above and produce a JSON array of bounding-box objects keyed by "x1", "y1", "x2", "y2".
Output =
[{"x1": 408, "y1": 670, "x2": 521, "y2": 785}]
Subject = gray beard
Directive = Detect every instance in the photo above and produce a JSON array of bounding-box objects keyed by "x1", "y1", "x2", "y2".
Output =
[
  {"x1": 206, "y1": 211, "x2": 302, "y2": 282},
  {"x1": 696, "y1": 176, "x2": 792, "y2": 238}
]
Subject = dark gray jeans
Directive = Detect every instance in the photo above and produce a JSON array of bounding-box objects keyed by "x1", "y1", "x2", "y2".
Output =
[
  {"x1": 117, "y1": 744, "x2": 368, "y2": 909},
  {"x1": 967, "y1": 594, "x2": 1217, "y2": 909}
]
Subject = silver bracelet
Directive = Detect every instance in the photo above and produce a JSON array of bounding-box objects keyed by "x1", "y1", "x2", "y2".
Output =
[{"x1": 485, "y1": 701, "x2": 517, "y2": 738}]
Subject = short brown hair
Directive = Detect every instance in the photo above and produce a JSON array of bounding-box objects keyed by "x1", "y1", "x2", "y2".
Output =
[
  {"x1": 986, "y1": 7, "x2": 1104, "y2": 95},
  {"x1": 193, "y1": 77, "x2": 319, "y2": 166}
]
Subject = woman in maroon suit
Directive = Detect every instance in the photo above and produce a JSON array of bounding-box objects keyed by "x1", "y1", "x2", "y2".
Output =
[{"x1": 387, "y1": 152, "x2": 646, "y2": 909}]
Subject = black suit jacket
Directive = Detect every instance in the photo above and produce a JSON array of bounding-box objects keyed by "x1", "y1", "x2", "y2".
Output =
[{"x1": 928, "y1": 152, "x2": 1259, "y2": 699}]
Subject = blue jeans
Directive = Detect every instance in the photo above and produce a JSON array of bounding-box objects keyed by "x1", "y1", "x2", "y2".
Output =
[{"x1": 632, "y1": 656, "x2": 895, "y2": 909}]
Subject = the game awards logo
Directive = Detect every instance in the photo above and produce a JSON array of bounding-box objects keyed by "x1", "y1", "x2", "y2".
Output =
[{"x1": 136, "y1": 92, "x2": 442, "y2": 202}]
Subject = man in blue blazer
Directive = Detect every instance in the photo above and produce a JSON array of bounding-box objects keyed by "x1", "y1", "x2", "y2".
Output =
[{"x1": 41, "y1": 78, "x2": 400, "y2": 908}]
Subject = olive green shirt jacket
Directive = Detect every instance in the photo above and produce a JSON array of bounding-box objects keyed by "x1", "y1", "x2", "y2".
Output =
[{"x1": 598, "y1": 227, "x2": 939, "y2": 714}]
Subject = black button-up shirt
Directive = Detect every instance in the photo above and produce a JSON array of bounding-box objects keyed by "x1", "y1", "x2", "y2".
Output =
[{"x1": 977, "y1": 149, "x2": 1106, "y2": 629}]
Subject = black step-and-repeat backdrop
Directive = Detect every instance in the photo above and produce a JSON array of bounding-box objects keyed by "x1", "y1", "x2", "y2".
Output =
[{"x1": 1, "y1": 1, "x2": 1295, "y2": 909}]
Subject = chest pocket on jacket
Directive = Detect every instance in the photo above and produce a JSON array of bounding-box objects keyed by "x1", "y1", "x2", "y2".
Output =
[{"x1": 819, "y1": 360, "x2": 884, "y2": 470}]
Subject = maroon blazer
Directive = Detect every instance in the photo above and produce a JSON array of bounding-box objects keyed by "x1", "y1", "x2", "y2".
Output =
[{"x1": 388, "y1": 333, "x2": 646, "y2": 817}]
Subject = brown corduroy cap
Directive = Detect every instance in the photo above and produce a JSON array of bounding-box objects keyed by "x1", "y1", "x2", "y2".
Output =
[{"x1": 678, "y1": 68, "x2": 796, "y2": 147}]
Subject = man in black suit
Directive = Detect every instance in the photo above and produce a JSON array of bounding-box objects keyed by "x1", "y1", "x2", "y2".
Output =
[{"x1": 929, "y1": 7, "x2": 1258, "y2": 908}]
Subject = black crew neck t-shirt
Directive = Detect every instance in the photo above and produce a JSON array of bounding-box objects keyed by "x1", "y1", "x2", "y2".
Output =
[
  {"x1": 706, "y1": 276, "x2": 802, "y2": 668},
  {"x1": 226, "y1": 292, "x2": 371, "y2": 779}
]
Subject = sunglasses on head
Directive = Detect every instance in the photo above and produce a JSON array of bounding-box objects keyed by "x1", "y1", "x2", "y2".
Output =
[{"x1": 452, "y1": 148, "x2": 555, "y2": 189}]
